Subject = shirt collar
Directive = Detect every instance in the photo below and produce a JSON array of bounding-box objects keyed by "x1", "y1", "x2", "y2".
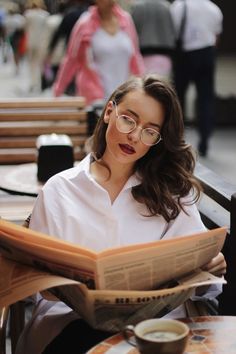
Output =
[{"x1": 75, "y1": 153, "x2": 141, "y2": 189}]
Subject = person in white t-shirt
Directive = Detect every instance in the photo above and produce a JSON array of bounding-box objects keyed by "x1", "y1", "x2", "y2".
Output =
[
  {"x1": 16, "y1": 75, "x2": 226, "y2": 354},
  {"x1": 171, "y1": 0, "x2": 223, "y2": 157}
]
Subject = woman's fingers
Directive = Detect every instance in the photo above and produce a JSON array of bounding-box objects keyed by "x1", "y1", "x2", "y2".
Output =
[{"x1": 201, "y1": 252, "x2": 227, "y2": 276}]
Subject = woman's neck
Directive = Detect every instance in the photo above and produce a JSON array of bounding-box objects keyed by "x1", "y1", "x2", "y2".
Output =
[
  {"x1": 97, "y1": 4, "x2": 119, "y2": 35},
  {"x1": 90, "y1": 155, "x2": 135, "y2": 203},
  {"x1": 94, "y1": 157, "x2": 133, "y2": 184},
  {"x1": 97, "y1": 5, "x2": 114, "y2": 21}
]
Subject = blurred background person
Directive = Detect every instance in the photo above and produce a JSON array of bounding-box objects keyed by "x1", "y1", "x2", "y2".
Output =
[
  {"x1": 53, "y1": 0, "x2": 144, "y2": 104},
  {"x1": 45, "y1": 0, "x2": 91, "y2": 95},
  {"x1": 47, "y1": 0, "x2": 91, "y2": 52},
  {"x1": 171, "y1": 0, "x2": 223, "y2": 157},
  {"x1": 24, "y1": 0, "x2": 49, "y2": 93},
  {"x1": 131, "y1": 0, "x2": 175, "y2": 81},
  {"x1": 0, "y1": 7, "x2": 7, "y2": 62},
  {"x1": 41, "y1": 2, "x2": 67, "y2": 91},
  {"x1": 4, "y1": 4, "x2": 26, "y2": 73}
]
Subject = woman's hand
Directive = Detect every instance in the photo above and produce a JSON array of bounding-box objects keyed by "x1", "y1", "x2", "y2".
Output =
[{"x1": 201, "y1": 252, "x2": 227, "y2": 277}]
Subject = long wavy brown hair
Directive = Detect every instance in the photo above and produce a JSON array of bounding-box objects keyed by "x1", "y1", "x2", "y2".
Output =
[{"x1": 92, "y1": 75, "x2": 201, "y2": 222}]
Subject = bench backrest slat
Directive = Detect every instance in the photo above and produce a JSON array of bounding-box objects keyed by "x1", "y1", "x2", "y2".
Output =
[
  {"x1": 0, "y1": 97, "x2": 85, "y2": 109},
  {"x1": 0, "y1": 97, "x2": 89, "y2": 164},
  {"x1": 0, "y1": 111, "x2": 87, "y2": 121}
]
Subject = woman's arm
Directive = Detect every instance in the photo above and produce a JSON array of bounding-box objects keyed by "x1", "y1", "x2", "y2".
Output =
[{"x1": 53, "y1": 23, "x2": 81, "y2": 97}]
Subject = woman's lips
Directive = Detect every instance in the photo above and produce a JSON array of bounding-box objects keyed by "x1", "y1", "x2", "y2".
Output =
[{"x1": 119, "y1": 144, "x2": 136, "y2": 154}]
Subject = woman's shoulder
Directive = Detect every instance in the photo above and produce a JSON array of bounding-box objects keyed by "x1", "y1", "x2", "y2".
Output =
[
  {"x1": 113, "y1": 3, "x2": 132, "y2": 22},
  {"x1": 72, "y1": 6, "x2": 99, "y2": 37},
  {"x1": 42, "y1": 154, "x2": 91, "y2": 189}
]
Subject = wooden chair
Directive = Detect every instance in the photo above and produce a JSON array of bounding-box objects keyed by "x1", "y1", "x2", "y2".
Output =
[
  {"x1": 171, "y1": 162, "x2": 236, "y2": 317},
  {"x1": 0, "y1": 307, "x2": 9, "y2": 354},
  {"x1": 0, "y1": 97, "x2": 88, "y2": 164},
  {"x1": 194, "y1": 162, "x2": 236, "y2": 315}
]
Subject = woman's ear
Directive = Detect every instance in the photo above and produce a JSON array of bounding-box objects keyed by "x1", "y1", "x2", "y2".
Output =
[{"x1": 104, "y1": 101, "x2": 114, "y2": 123}]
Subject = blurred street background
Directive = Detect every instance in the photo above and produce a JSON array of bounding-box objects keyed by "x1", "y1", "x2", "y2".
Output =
[
  {"x1": 1, "y1": 52, "x2": 235, "y2": 185},
  {"x1": 0, "y1": 1, "x2": 236, "y2": 353},
  {"x1": 0, "y1": 0, "x2": 236, "y2": 187}
]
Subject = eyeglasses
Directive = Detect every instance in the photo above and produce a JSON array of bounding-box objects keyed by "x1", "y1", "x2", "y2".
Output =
[{"x1": 113, "y1": 101, "x2": 162, "y2": 146}]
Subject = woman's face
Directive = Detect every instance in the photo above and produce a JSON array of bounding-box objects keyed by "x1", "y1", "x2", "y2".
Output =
[{"x1": 103, "y1": 89, "x2": 165, "y2": 169}]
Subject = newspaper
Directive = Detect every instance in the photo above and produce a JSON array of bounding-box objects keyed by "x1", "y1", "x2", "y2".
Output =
[
  {"x1": 0, "y1": 257, "x2": 225, "y2": 332},
  {"x1": 0, "y1": 219, "x2": 227, "y2": 291},
  {"x1": 0, "y1": 219, "x2": 227, "y2": 330}
]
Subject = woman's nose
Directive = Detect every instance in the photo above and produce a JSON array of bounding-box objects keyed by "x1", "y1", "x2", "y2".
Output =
[{"x1": 128, "y1": 126, "x2": 142, "y2": 142}]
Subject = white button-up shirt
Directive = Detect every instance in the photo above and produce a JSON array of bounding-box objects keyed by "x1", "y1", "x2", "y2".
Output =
[
  {"x1": 28, "y1": 154, "x2": 207, "y2": 249},
  {"x1": 16, "y1": 154, "x2": 220, "y2": 354}
]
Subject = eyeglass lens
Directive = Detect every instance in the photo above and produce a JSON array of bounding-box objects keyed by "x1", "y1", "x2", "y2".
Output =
[{"x1": 116, "y1": 115, "x2": 161, "y2": 145}]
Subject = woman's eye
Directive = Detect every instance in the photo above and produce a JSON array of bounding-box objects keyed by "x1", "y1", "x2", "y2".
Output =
[
  {"x1": 145, "y1": 129, "x2": 157, "y2": 137},
  {"x1": 121, "y1": 115, "x2": 134, "y2": 125}
]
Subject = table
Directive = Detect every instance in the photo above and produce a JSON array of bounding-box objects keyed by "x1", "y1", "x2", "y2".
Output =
[
  {"x1": 0, "y1": 163, "x2": 42, "y2": 196},
  {"x1": 87, "y1": 316, "x2": 236, "y2": 353},
  {"x1": 0, "y1": 161, "x2": 79, "y2": 196},
  {"x1": 0, "y1": 163, "x2": 40, "y2": 223}
]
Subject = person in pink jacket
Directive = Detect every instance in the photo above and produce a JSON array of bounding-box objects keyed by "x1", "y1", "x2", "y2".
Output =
[{"x1": 53, "y1": 0, "x2": 144, "y2": 104}]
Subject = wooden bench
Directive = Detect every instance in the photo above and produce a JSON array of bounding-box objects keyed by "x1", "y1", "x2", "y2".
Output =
[
  {"x1": 0, "y1": 97, "x2": 89, "y2": 164},
  {"x1": 194, "y1": 162, "x2": 236, "y2": 315}
]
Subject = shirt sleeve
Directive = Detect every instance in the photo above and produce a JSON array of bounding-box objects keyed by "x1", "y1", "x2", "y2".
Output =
[
  {"x1": 29, "y1": 176, "x2": 63, "y2": 236},
  {"x1": 163, "y1": 198, "x2": 206, "y2": 240}
]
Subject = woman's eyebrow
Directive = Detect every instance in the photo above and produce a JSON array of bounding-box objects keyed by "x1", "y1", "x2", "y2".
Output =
[
  {"x1": 126, "y1": 109, "x2": 161, "y2": 129},
  {"x1": 126, "y1": 108, "x2": 139, "y2": 118}
]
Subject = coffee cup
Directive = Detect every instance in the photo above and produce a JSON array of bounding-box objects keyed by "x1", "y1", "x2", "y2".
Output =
[{"x1": 122, "y1": 318, "x2": 189, "y2": 354}]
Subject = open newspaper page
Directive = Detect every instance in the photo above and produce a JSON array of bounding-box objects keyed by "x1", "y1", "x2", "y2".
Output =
[
  {"x1": 0, "y1": 219, "x2": 100, "y2": 289},
  {"x1": 0, "y1": 257, "x2": 78, "y2": 308},
  {"x1": 0, "y1": 257, "x2": 225, "y2": 331},
  {"x1": 95, "y1": 227, "x2": 227, "y2": 290},
  {"x1": 0, "y1": 219, "x2": 227, "y2": 291}
]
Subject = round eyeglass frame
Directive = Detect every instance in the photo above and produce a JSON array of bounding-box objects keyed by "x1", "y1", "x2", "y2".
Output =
[{"x1": 113, "y1": 101, "x2": 162, "y2": 146}]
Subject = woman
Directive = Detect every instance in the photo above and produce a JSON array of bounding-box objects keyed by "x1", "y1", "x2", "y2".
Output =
[
  {"x1": 16, "y1": 75, "x2": 226, "y2": 354},
  {"x1": 53, "y1": 0, "x2": 144, "y2": 104}
]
